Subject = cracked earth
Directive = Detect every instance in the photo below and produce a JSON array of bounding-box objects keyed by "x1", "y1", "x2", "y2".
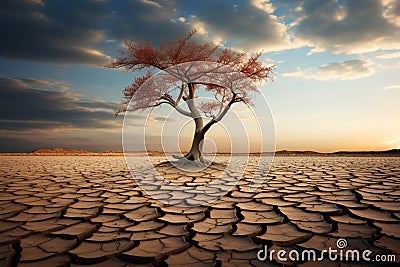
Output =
[{"x1": 0, "y1": 156, "x2": 399, "y2": 266}]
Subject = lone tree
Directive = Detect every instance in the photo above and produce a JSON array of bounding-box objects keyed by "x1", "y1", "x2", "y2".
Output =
[{"x1": 108, "y1": 31, "x2": 274, "y2": 162}]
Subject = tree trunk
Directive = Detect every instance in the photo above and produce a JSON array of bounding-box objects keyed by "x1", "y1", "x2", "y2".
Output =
[
  {"x1": 182, "y1": 92, "x2": 236, "y2": 162},
  {"x1": 183, "y1": 83, "x2": 206, "y2": 162},
  {"x1": 185, "y1": 131, "x2": 205, "y2": 161}
]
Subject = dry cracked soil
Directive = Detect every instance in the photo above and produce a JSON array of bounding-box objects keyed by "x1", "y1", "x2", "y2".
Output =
[{"x1": 0, "y1": 155, "x2": 399, "y2": 266}]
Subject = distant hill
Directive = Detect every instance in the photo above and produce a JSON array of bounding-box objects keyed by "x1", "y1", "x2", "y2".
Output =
[
  {"x1": 1, "y1": 148, "x2": 399, "y2": 156},
  {"x1": 275, "y1": 149, "x2": 400, "y2": 156},
  {"x1": 275, "y1": 150, "x2": 322, "y2": 156},
  {"x1": 28, "y1": 148, "x2": 125, "y2": 156},
  {"x1": 31, "y1": 148, "x2": 91, "y2": 155},
  {"x1": 332, "y1": 149, "x2": 400, "y2": 156}
]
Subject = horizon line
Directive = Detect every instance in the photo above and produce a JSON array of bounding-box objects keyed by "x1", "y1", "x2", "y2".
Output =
[{"x1": 1, "y1": 147, "x2": 399, "y2": 154}]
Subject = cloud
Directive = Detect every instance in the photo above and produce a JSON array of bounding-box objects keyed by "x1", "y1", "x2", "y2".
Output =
[
  {"x1": 108, "y1": 0, "x2": 400, "y2": 55},
  {"x1": 110, "y1": 0, "x2": 193, "y2": 46},
  {"x1": 376, "y1": 51, "x2": 400, "y2": 59},
  {"x1": 287, "y1": 0, "x2": 400, "y2": 54},
  {"x1": 0, "y1": 128, "x2": 123, "y2": 152},
  {"x1": 383, "y1": 0, "x2": 400, "y2": 26},
  {"x1": 0, "y1": 75, "x2": 126, "y2": 152},
  {"x1": 283, "y1": 59, "x2": 374, "y2": 80},
  {"x1": 382, "y1": 135, "x2": 400, "y2": 148},
  {"x1": 109, "y1": 0, "x2": 294, "y2": 52},
  {"x1": 384, "y1": 85, "x2": 400, "y2": 90},
  {"x1": 0, "y1": 75, "x2": 120, "y2": 130},
  {"x1": 3, "y1": 0, "x2": 399, "y2": 65},
  {"x1": 0, "y1": 0, "x2": 111, "y2": 64},
  {"x1": 16, "y1": 77, "x2": 70, "y2": 91},
  {"x1": 183, "y1": 1, "x2": 293, "y2": 52}
]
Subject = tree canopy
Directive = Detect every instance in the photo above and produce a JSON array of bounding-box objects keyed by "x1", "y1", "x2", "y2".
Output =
[{"x1": 107, "y1": 30, "x2": 274, "y2": 161}]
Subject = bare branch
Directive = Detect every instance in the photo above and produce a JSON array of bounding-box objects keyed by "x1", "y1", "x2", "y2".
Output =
[
  {"x1": 186, "y1": 83, "x2": 203, "y2": 132},
  {"x1": 160, "y1": 93, "x2": 192, "y2": 117},
  {"x1": 176, "y1": 82, "x2": 185, "y2": 105},
  {"x1": 201, "y1": 92, "x2": 238, "y2": 133}
]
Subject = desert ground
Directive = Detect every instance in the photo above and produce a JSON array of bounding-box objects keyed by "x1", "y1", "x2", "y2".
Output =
[{"x1": 0, "y1": 155, "x2": 399, "y2": 266}]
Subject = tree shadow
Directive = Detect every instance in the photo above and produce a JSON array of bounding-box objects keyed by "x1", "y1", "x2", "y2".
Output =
[{"x1": 154, "y1": 156, "x2": 227, "y2": 172}]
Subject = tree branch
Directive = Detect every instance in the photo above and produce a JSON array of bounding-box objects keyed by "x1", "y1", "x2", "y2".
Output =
[
  {"x1": 201, "y1": 92, "x2": 237, "y2": 133},
  {"x1": 186, "y1": 83, "x2": 203, "y2": 132},
  {"x1": 176, "y1": 83, "x2": 185, "y2": 105},
  {"x1": 115, "y1": 98, "x2": 192, "y2": 118},
  {"x1": 160, "y1": 94, "x2": 192, "y2": 117}
]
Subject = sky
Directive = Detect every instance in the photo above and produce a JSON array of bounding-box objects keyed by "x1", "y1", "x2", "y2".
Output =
[{"x1": 0, "y1": 0, "x2": 399, "y2": 152}]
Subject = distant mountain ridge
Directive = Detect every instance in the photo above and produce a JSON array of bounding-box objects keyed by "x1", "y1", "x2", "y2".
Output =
[
  {"x1": 0, "y1": 148, "x2": 398, "y2": 156},
  {"x1": 31, "y1": 148, "x2": 91, "y2": 154},
  {"x1": 275, "y1": 149, "x2": 400, "y2": 156}
]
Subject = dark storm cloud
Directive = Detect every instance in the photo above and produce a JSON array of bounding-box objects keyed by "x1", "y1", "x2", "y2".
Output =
[
  {"x1": 287, "y1": 0, "x2": 400, "y2": 54},
  {"x1": 0, "y1": 76, "x2": 120, "y2": 130},
  {"x1": 3, "y1": 0, "x2": 399, "y2": 65},
  {"x1": 109, "y1": 0, "x2": 194, "y2": 46},
  {"x1": 0, "y1": 0, "x2": 111, "y2": 64}
]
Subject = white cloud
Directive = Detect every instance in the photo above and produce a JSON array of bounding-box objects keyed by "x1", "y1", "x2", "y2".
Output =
[
  {"x1": 140, "y1": 0, "x2": 162, "y2": 8},
  {"x1": 17, "y1": 77, "x2": 70, "y2": 91},
  {"x1": 289, "y1": 0, "x2": 400, "y2": 54},
  {"x1": 185, "y1": 1, "x2": 294, "y2": 52},
  {"x1": 382, "y1": 0, "x2": 400, "y2": 26},
  {"x1": 383, "y1": 136, "x2": 400, "y2": 148},
  {"x1": 251, "y1": 0, "x2": 275, "y2": 13},
  {"x1": 376, "y1": 51, "x2": 400, "y2": 59},
  {"x1": 384, "y1": 85, "x2": 400, "y2": 90},
  {"x1": 283, "y1": 59, "x2": 374, "y2": 81}
]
